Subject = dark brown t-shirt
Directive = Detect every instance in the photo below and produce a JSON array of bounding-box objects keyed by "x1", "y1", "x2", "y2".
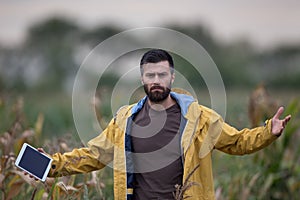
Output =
[{"x1": 131, "y1": 101, "x2": 183, "y2": 200}]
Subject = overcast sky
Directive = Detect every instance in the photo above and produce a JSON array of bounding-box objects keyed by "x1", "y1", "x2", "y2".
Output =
[{"x1": 1, "y1": 0, "x2": 300, "y2": 49}]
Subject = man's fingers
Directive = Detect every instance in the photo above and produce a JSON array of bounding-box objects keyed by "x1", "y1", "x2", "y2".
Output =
[
  {"x1": 283, "y1": 115, "x2": 292, "y2": 127},
  {"x1": 37, "y1": 148, "x2": 46, "y2": 154},
  {"x1": 273, "y1": 106, "x2": 284, "y2": 120},
  {"x1": 25, "y1": 173, "x2": 39, "y2": 181}
]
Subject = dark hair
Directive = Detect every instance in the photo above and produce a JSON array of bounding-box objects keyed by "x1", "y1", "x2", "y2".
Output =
[{"x1": 140, "y1": 49, "x2": 174, "y2": 74}]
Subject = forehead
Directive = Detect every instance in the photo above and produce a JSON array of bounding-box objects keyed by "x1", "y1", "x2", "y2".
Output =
[{"x1": 142, "y1": 61, "x2": 171, "y2": 73}]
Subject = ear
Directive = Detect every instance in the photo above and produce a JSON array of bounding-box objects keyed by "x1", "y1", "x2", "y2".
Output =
[
  {"x1": 141, "y1": 76, "x2": 144, "y2": 85},
  {"x1": 171, "y1": 72, "x2": 175, "y2": 84}
]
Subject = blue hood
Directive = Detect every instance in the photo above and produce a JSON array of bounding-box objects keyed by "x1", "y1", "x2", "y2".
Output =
[{"x1": 131, "y1": 92, "x2": 195, "y2": 117}]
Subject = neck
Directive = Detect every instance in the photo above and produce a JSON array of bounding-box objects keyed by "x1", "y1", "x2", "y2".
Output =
[{"x1": 147, "y1": 95, "x2": 176, "y2": 111}]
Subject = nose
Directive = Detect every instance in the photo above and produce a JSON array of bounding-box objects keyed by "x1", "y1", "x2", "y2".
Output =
[{"x1": 152, "y1": 74, "x2": 161, "y2": 84}]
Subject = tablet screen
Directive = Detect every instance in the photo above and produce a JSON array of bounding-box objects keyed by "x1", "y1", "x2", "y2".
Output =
[{"x1": 15, "y1": 143, "x2": 52, "y2": 181}]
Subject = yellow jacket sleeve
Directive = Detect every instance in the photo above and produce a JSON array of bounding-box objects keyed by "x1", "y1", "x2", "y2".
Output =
[
  {"x1": 49, "y1": 147, "x2": 105, "y2": 177},
  {"x1": 215, "y1": 119, "x2": 278, "y2": 155},
  {"x1": 49, "y1": 119, "x2": 117, "y2": 177}
]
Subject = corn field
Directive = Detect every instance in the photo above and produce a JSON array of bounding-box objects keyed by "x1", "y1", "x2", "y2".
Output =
[
  {"x1": 0, "y1": 89, "x2": 300, "y2": 199},
  {"x1": 0, "y1": 96, "x2": 112, "y2": 200}
]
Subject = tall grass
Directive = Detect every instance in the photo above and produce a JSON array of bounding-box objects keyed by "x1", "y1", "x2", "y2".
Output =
[
  {"x1": 1, "y1": 90, "x2": 299, "y2": 199},
  {"x1": 214, "y1": 98, "x2": 300, "y2": 200},
  {"x1": 0, "y1": 96, "x2": 109, "y2": 200}
]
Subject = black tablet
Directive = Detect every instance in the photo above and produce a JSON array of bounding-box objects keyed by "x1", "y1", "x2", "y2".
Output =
[{"x1": 15, "y1": 143, "x2": 53, "y2": 182}]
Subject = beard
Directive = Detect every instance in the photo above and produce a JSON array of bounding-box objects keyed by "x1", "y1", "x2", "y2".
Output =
[{"x1": 144, "y1": 84, "x2": 171, "y2": 103}]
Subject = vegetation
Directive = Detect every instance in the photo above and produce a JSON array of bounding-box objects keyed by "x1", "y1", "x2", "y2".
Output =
[
  {"x1": 0, "y1": 89, "x2": 299, "y2": 199},
  {"x1": 0, "y1": 17, "x2": 300, "y2": 199},
  {"x1": 213, "y1": 98, "x2": 300, "y2": 200},
  {"x1": 0, "y1": 96, "x2": 113, "y2": 200}
]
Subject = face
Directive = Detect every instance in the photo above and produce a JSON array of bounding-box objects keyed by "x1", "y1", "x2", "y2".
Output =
[{"x1": 141, "y1": 61, "x2": 175, "y2": 103}]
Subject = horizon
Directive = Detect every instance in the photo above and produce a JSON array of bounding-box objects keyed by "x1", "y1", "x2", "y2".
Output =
[{"x1": 1, "y1": 0, "x2": 300, "y2": 50}]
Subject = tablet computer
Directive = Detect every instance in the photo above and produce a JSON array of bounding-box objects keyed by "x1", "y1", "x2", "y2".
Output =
[{"x1": 15, "y1": 143, "x2": 53, "y2": 182}]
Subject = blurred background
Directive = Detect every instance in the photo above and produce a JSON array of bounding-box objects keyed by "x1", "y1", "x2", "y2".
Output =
[{"x1": 0, "y1": 0, "x2": 300, "y2": 199}]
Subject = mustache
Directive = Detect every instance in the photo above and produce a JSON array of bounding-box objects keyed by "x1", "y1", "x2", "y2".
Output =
[{"x1": 150, "y1": 86, "x2": 165, "y2": 91}]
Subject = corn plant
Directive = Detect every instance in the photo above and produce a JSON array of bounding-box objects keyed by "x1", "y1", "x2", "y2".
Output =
[
  {"x1": 214, "y1": 97, "x2": 300, "y2": 200},
  {"x1": 0, "y1": 96, "x2": 109, "y2": 199},
  {"x1": 252, "y1": 99, "x2": 300, "y2": 199},
  {"x1": 173, "y1": 164, "x2": 200, "y2": 200}
]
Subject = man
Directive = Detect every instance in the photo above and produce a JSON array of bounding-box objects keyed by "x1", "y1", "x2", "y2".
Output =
[{"x1": 46, "y1": 49, "x2": 291, "y2": 199}]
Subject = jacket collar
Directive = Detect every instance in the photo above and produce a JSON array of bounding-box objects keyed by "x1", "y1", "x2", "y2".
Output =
[{"x1": 130, "y1": 92, "x2": 196, "y2": 117}]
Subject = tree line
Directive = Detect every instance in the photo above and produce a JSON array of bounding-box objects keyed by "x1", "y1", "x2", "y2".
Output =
[{"x1": 0, "y1": 17, "x2": 299, "y2": 94}]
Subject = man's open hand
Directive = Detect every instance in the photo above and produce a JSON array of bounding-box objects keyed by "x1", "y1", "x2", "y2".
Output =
[{"x1": 271, "y1": 107, "x2": 291, "y2": 136}]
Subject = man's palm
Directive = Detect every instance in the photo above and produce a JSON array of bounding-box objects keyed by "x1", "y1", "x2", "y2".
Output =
[{"x1": 271, "y1": 107, "x2": 291, "y2": 136}]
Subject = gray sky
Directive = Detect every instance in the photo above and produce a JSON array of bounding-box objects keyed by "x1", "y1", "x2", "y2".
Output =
[{"x1": 1, "y1": 0, "x2": 300, "y2": 49}]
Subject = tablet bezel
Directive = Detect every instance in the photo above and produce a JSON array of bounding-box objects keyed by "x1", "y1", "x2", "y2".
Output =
[{"x1": 15, "y1": 143, "x2": 53, "y2": 182}]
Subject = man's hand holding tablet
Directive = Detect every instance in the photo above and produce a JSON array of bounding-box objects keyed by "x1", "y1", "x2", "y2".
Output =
[{"x1": 15, "y1": 143, "x2": 52, "y2": 182}]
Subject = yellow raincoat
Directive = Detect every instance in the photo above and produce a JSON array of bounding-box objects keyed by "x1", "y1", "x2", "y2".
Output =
[{"x1": 49, "y1": 92, "x2": 277, "y2": 199}]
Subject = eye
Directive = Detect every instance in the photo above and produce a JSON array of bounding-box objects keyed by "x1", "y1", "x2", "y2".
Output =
[
  {"x1": 146, "y1": 73, "x2": 155, "y2": 78},
  {"x1": 158, "y1": 73, "x2": 167, "y2": 78}
]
